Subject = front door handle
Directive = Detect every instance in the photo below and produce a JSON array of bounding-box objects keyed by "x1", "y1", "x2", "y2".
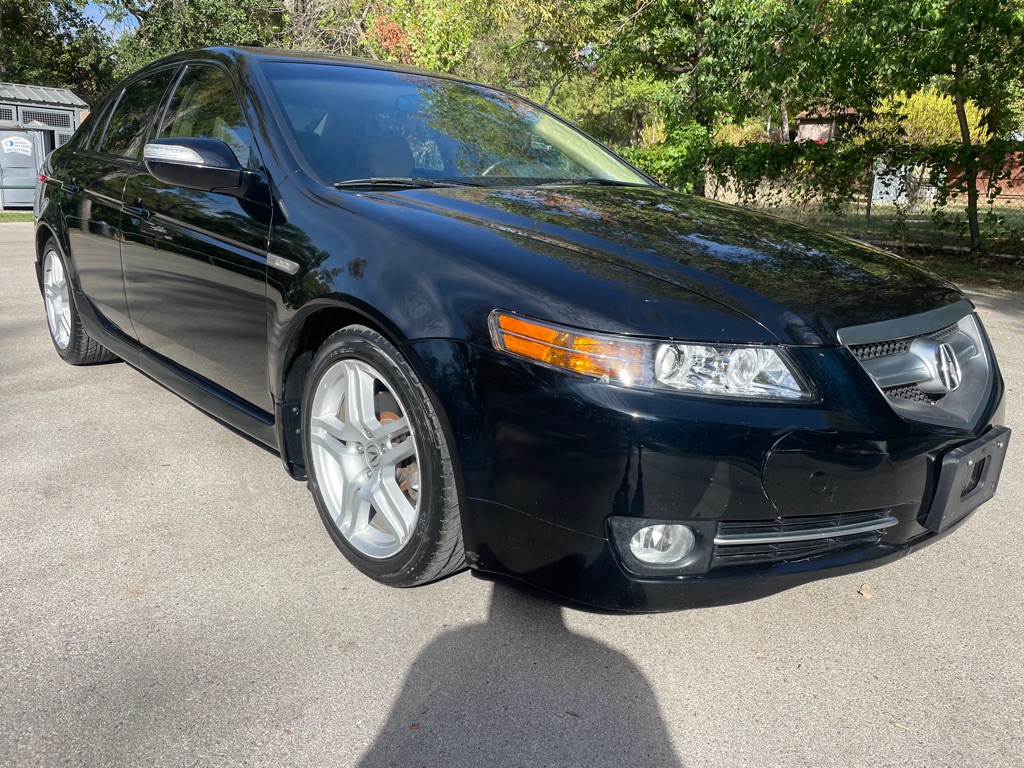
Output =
[{"x1": 122, "y1": 203, "x2": 151, "y2": 221}]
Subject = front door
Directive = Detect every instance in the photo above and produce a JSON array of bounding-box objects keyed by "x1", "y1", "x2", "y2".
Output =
[{"x1": 121, "y1": 64, "x2": 273, "y2": 414}]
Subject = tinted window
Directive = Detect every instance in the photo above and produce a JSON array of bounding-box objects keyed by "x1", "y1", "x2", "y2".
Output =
[
  {"x1": 80, "y1": 96, "x2": 116, "y2": 151},
  {"x1": 159, "y1": 66, "x2": 253, "y2": 168},
  {"x1": 259, "y1": 62, "x2": 649, "y2": 186},
  {"x1": 99, "y1": 70, "x2": 176, "y2": 159}
]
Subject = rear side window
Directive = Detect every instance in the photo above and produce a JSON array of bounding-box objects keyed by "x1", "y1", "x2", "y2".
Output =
[
  {"x1": 79, "y1": 97, "x2": 116, "y2": 152},
  {"x1": 98, "y1": 69, "x2": 177, "y2": 159},
  {"x1": 158, "y1": 66, "x2": 254, "y2": 168}
]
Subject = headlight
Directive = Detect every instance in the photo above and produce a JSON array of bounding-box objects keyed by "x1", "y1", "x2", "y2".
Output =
[
  {"x1": 489, "y1": 310, "x2": 811, "y2": 401},
  {"x1": 653, "y1": 343, "x2": 808, "y2": 399}
]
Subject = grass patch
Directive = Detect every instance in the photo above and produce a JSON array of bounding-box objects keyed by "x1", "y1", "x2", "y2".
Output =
[
  {"x1": 898, "y1": 249, "x2": 1024, "y2": 293},
  {"x1": 0, "y1": 211, "x2": 33, "y2": 223},
  {"x1": 730, "y1": 200, "x2": 1024, "y2": 291}
]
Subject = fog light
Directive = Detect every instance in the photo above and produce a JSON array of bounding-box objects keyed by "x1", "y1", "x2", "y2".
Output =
[{"x1": 629, "y1": 524, "x2": 696, "y2": 565}]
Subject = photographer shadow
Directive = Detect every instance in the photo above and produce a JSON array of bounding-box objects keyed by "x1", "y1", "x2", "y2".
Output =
[{"x1": 358, "y1": 577, "x2": 684, "y2": 767}]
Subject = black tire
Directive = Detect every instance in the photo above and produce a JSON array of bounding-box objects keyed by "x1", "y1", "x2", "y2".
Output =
[
  {"x1": 40, "y1": 239, "x2": 118, "y2": 365},
  {"x1": 301, "y1": 324, "x2": 465, "y2": 586}
]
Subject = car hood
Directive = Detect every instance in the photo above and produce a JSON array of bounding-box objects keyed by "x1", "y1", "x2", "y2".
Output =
[{"x1": 383, "y1": 184, "x2": 963, "y2": 345}]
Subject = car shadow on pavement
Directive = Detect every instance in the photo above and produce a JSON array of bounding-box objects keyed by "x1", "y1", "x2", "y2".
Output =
[{"x1": 357, "y1": 578, "x2": 684, "y2": 768}]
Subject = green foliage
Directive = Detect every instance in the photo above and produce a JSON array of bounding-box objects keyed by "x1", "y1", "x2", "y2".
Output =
[
  {"x1": 0, "y1": 0, "x2": 115, "y2": 105},
  {"x1": 538, "y1": 76, "x2": 667, "y2": 147},
  {"x1": 619, "y1": 123, "x2": 710, "y2": 192},
  {"x1": 10, "y1": 0, "x2": 1024, "y2": 253},
  {"x1": 630, "y1": 135, "x2": 1024, "y2": 250},
  {"x1": 861, "y1": 89, "x2": 990, "y2": 146},
  {"x1": 366, "y1": 0, "x2": 485, "y2": 72},
  {"x1": 107, "y1": 0, "x2": 286, "y2": 76}
]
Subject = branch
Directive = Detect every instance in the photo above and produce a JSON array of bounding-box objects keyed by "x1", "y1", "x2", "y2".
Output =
[{"x1": 542, "y1": 71, "x2": 569, "y2": 107}]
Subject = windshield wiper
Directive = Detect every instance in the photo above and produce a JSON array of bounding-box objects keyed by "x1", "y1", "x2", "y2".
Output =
[
  {"x1": 538, "y1": 178, "x2": 651, "y2": 187},
  {"x1": 333, "y1": 177, "x2": 483, "y2": 189}
]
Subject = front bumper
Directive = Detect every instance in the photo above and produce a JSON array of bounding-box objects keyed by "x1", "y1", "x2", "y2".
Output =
[
  {"x1": 465, "y1": 497, "x2": 980, "y2": 612},
  {"x1": 406, "y1": 338, "x2": 1007, "y2": 612}
]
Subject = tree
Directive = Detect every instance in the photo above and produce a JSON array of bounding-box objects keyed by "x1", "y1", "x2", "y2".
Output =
[
  {"x1": 565, "y1": 0, "x2": 823, "y2": 192},
  {"x1": 98, "y1": 0, "x2": 286, "y2": 76},
  {"x1": 612, "y1": 0, "x2": 1024, "y2": 248},
  {"x1": 0, "y1": 1, "x2": 115, "y2": 105},
  {"x1": 769, "y1": 0, "x2": 1024, "y2": 250},
  {"x1": 284, "y1": 0, "x2": 380, "y2": 59},
  {"x1": 861, "y1": 89, "x2": 990, "y2": 146}
]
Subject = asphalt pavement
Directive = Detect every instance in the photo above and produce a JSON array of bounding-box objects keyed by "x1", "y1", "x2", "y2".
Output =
[{"x1": 1, "y1": 221, "x2": 1022, "y2": 767}]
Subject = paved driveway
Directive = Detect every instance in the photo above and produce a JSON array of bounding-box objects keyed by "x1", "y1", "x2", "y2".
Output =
[{"x1": 2, "y1": 222, "x2": 1022, "y2": 767}]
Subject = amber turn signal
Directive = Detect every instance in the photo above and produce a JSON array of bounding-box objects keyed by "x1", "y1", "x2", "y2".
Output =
[{"x1": 488, "y1": 311, "x2": 647, "y2": 385}]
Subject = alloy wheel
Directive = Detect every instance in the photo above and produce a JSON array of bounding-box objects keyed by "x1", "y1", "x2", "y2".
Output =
[
  {"x1": 43, "y1": 249, "x2": 72, "y2": 350},
  {"x1": 309, "y1": 358, "x2": 421, "y2": 559}
]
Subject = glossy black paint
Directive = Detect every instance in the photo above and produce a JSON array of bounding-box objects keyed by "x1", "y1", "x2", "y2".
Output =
[
  {"x1": 35, "y1": 46, "x2": 1007, "y2": 611},
  {"x1": 58, "y1": 151, "x2": 138, "y2": 337},
  {"x1": 121, "y1": 152, "x2": 274, "y2": 413}
]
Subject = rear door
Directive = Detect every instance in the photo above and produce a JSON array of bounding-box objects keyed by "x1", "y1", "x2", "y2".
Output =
[
  {"x1": 60, "y1": 69, "x2": 178, "y2": 338},
  {"x1": 121, "y1": 63, "x2": 273, "y2": 414}
]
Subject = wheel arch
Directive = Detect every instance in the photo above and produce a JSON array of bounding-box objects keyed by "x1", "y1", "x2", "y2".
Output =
[
  {"x1": 34, "y1": 210, "x2": 74, "y2": 292},
  {"x1": 33, "y1": 222, "x2": 59, "y2": 293},
  {"x1": 274, "y1": 299, "x2": 468, "y2": 507}
]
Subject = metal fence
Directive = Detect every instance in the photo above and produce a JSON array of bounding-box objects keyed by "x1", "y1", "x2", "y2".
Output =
[{"x1": 706, "y1": 171, "x2": 1024, "y2": 255}]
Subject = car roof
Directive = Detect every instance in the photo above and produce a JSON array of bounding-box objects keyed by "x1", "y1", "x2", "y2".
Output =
[{"x1": 145, "y1": 45, "x2": 480, "y2": 88}]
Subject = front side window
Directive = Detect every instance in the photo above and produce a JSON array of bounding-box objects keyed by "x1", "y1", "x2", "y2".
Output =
[
  {"x1": 98, "y1": 69, "x2": 177, "y2": 159},
  {"x1": 259, "y1": 62, "x2": 651, "y2": 187},
  {"x1": 158, "y1": 66, "x2": 254, "y2": 168}
]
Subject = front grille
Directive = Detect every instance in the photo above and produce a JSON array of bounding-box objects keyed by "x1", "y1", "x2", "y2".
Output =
[
  {"x1": 883, "y1": 384, "x2": 941, "y2": 403},
  {"x1": 839, "y1": 301, "x2": 992, "y2": 427},
  {"x1": 711, "y1": 510, "x2": 895, "y2": 569},
  {"x1": 849, "y1": 322, "x2": 958, "y2": 361}
]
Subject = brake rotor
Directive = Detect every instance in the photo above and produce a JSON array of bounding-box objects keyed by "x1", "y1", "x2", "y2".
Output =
[{"x1": 377, "y1": 403, "x2": 418, "y2": 502}]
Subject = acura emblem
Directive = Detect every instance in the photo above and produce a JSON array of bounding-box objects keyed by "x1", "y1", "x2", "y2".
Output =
[
  {"x1": 911, "y1": 338, "x2": 962, "y2": 394},
  {"x1": 935, "y1": 343, "x2": 961, "y2": 392}
]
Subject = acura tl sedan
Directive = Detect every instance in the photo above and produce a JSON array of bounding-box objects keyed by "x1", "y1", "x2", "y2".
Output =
[{"x1": 34, "y1": 47, "x2": 1010, "y2": 611}]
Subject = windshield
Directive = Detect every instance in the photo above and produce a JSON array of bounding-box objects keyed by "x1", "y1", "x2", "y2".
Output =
[{"x1": 259, "y1": 61, "x2": 651, "y2": 187}]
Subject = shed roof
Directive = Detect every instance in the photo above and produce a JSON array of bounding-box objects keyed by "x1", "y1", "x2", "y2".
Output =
[
  {"x1": 794, "y1": 106, "x2": 859, "y2": 122},
  {"x1": 0, "y1": 82, "x2": 87, "y2": 108}
]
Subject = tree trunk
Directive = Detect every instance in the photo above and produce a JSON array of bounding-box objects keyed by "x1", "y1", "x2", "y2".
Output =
[
  {"x1": 542, "y1": 72, "x2": 568, "y2": 108},
  {"x1": 953, "y1": 63, "x2": 982, "y2": 252},
  {"x1": 689, "y1": 3, "x2": 708, "y2": 197},
  {"x1": 780, "y1": 100, "x2": 790, "y2": 143},
  {"x1": 0, "y1": 9, "x2": 6, "y2": 81}
]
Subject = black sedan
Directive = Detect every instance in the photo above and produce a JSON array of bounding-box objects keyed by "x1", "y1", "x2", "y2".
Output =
[{"x1": 34, "y1": 47, "x2": 1010, "y2": 611}]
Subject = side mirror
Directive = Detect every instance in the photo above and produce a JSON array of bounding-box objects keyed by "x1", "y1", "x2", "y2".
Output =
[{"x1": 143, "y1": 138, "x2": 248, "y2": 194}]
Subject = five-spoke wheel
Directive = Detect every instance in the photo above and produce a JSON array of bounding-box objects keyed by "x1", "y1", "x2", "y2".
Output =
[
  {"x1": 309, "y1": 358, "x2": 421, "y2": 559},
  {"x1": 43, "y1": 248, "x2": 72, "y2": 350},
  {"x1": 39, "y1": 239, "x2": 117, "y2": 365},
  {"x1": 303, "y1": 325, "x2": 465, "y2": 585}
]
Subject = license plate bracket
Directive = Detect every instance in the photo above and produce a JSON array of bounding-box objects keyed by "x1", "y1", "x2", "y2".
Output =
[{"x1": 924, "y1": 425, "x2": 1011, "y2": 533}]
